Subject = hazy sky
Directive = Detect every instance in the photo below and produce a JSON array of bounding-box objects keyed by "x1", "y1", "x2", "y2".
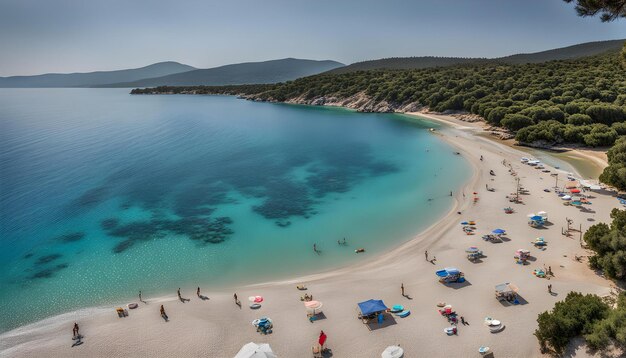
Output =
[{"x1": 1, "y1": 0, "x2": 625, "y2": 76}]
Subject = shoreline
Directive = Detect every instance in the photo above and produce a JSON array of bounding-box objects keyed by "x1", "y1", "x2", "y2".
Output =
[
  {"x1": 2, "y1": 104, "x2": 621, "y2": 357},
  {"x1": 409, "y1": 110, "x2": 608, "y2": 180}
]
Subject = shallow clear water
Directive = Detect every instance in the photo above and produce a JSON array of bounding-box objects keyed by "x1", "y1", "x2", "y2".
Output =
[{"x1": 0, "y1": 89, "x2": 470, "y2": 332}]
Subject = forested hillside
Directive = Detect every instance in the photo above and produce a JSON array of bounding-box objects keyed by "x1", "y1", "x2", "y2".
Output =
[{"x1": 132, "y1": 45, "x2": 626, "y2": 190}]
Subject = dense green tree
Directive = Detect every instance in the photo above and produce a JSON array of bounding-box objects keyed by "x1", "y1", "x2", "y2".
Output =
[
  {"x1": 585, "y1": 104, "x2": 625, "y2": 124},
  {"x1": 501, "y1": 114, "x2": 534, "y2": 131},
  {"x1": 600, "y1": 137, "x2": 626, "y2": 190},
  {"x1": 584, "y1": 208, "x2": 626, "y2": 279},
  {"x1": 567, "y1": 113, "x2": 593, "y2": 125},
  {"x1": 534, "y1": 292, "x2": 610, "y2": 354},
  {"x1": 563, "y1": 0, "x2": 626, "y2": 21}
]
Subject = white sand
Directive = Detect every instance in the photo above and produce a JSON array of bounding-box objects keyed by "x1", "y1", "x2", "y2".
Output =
[{"x1": 1, "y1": 113, "x2": 620, "y2": 358}]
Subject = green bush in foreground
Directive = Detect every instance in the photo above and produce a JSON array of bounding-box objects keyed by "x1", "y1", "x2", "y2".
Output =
[
  {"x1": 535, "y1": 292, "x2": 609, "y2": 354},
  {"x1": 584, "y1": 208, "x2": 626, "y2": 280},
  {"x1": 600, "y1": 137, "x2": 626, "y2": 191}
]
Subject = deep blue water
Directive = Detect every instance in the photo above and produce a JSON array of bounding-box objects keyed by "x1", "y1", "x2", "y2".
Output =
[{"x1": 0, "y1": 89, "x2": 470, "y2": 332}]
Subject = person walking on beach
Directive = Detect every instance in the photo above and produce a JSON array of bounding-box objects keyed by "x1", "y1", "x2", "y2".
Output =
[
  {"x1": 548, "y1": 284, "x2": 552, "y2": 294},
  {"x1": 425, "y1": 250, "x2": 428, "y2": 261},
  {"x1": 234, "y1": 293, "x2": 238, "y2": 305},
  {"x1": 460, "y1": 316, "x2": 469, "y2": 325},
  {"x1": 548, "y1": 266, "x2": 553, "y2": 276},
  {"x1": 197, "y1": 287, "x2": 200, "y2": 298},
  {"x1": 177, "y1": 288, "x2": 182, "y2": 302},
  {"x1": 160, "y1": 305, "x2": 168, "y2": 321},
  {"x1": 72, "y1": 322, "x2": 79, "y2": 338},
  {"x1": 401, "y1": 283, "x2": 405, "y2": 296},
  {"x1": 139, "y1": 290, "x2": 144, "y2": 303}
]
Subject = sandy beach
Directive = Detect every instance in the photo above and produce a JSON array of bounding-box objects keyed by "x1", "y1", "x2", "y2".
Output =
[{"x1": 1, "y1": 112, "x2": 621, "y2": 358}]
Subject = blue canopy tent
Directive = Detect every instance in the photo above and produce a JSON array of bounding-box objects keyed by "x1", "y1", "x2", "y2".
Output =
[{"x1": 358, "y1": 299, "x2": 388, "y2": 316}]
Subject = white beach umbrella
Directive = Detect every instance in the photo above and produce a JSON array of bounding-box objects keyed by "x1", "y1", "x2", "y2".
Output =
[
  {"x1": 381, "y1": 345, "x2": 404, "y2": 358},
  {"x1": 234, "y1": 342, "x2": 277, "y2": 358}
]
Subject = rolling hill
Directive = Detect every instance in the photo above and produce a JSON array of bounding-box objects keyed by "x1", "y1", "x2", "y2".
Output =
[
  {"x1": 105, "y1": 58, "x2": 345, "y2": 87},
  {"x1": 0, "y1": 62, "x2": 196, "y2": 88},
  {"x1": 326, "y1": 39, "x2": 625, "y2": 74}
]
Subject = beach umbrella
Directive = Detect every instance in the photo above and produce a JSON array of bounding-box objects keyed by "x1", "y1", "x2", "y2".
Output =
[
  {"x1": 319, "y1": 331, "x2": 327, "y2": 347},
  {"x1": 530, "y1": 215, "x2": 543, "y2": 221},
  {"x1": 515, "y1": 249, "x2": 529, "y2": 256},
  {"x1": 304, "y1": 300, "x2": 323, "y2": 309},
  {"x1": 234, "y1": 342, "x2": 277, "y2": 358},
  {"x1": 466, "y1": 246, "x2": 479, "y2": 253},
  {"x1": 461, "y1": 221, "x2": 469, "y2": 225},
  {"x1": 565, "y1": 181, "x2": 578, "y2": 189},
  {"x1": 561, "y1": 195, "x2": 572, "y2": 200},
  {"x1": 492, "y1": 229, "x2": 505, "y2": 235},
  {"x1": 570, "y1": 189, "x2": 581, "y2": 193},
  {"x1": 248, "y1": 296, "x2": 264, "y2": 303},
  {"x1": 382, "y1": 345, "x2": 404, "y2": 358}
]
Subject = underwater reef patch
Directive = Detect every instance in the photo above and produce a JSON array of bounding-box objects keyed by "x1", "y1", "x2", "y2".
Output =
[
  {"x1": 55, "y1": 232, "x2": 85, "y2": 244},
  {"x1": 36, "y1": 253, "x2": 62, "y2": 265},
  {"x1": 30, "y1": 263, "x2": 69, "y2": 279},
  {"x1": 106, "y1": 215, "x2": 235, "y2": 253}
]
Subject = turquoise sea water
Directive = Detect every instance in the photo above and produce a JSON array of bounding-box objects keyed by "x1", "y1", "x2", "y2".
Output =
[{"x1": 0, "y1": 89, "x2": 470, "y2": 332}]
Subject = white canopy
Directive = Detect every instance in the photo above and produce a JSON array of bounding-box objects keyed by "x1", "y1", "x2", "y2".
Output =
[{"x1": 234, "y1": 342, "x2": 277, "y2": 358}]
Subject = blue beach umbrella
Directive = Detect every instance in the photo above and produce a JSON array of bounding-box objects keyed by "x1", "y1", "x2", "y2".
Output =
[
  {"x1": 530, "y1": 216, "x2": 543, "y2": 221},
  {"x1": 492, "y1": 229, "x2": 506, "y2": 235}
]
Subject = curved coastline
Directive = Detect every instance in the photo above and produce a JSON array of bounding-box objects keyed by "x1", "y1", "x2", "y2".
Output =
[
  {"x1": 0, "y1": 111, "x2": 477, "y2": 342},
  {"x1": 2, "y1": 105, "x2": 619, "y2": 358}
]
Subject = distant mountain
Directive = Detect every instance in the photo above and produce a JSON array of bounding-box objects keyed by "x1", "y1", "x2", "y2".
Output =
[
  {"x1": 105, "y1": 58, "x2": 345, "y2": 87},
  {"x1": 327, "y1": 39, "x2": 625, "y2": 74},
  {"x1": 0, "y1": 62, "x2": 196, "y2": 88}
]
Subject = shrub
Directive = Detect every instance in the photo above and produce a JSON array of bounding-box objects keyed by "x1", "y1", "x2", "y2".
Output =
[{"x1": 501, "y1": 114, "x2": 534, "y2": 131}]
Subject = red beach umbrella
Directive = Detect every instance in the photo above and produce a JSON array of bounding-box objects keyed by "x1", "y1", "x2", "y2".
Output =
[
  {"x1": 570, "y1": 189, "x2": 581, "y2": 193},
  {"x1": 319, "y1": 331, "x2": 327, "y2": 346}
]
